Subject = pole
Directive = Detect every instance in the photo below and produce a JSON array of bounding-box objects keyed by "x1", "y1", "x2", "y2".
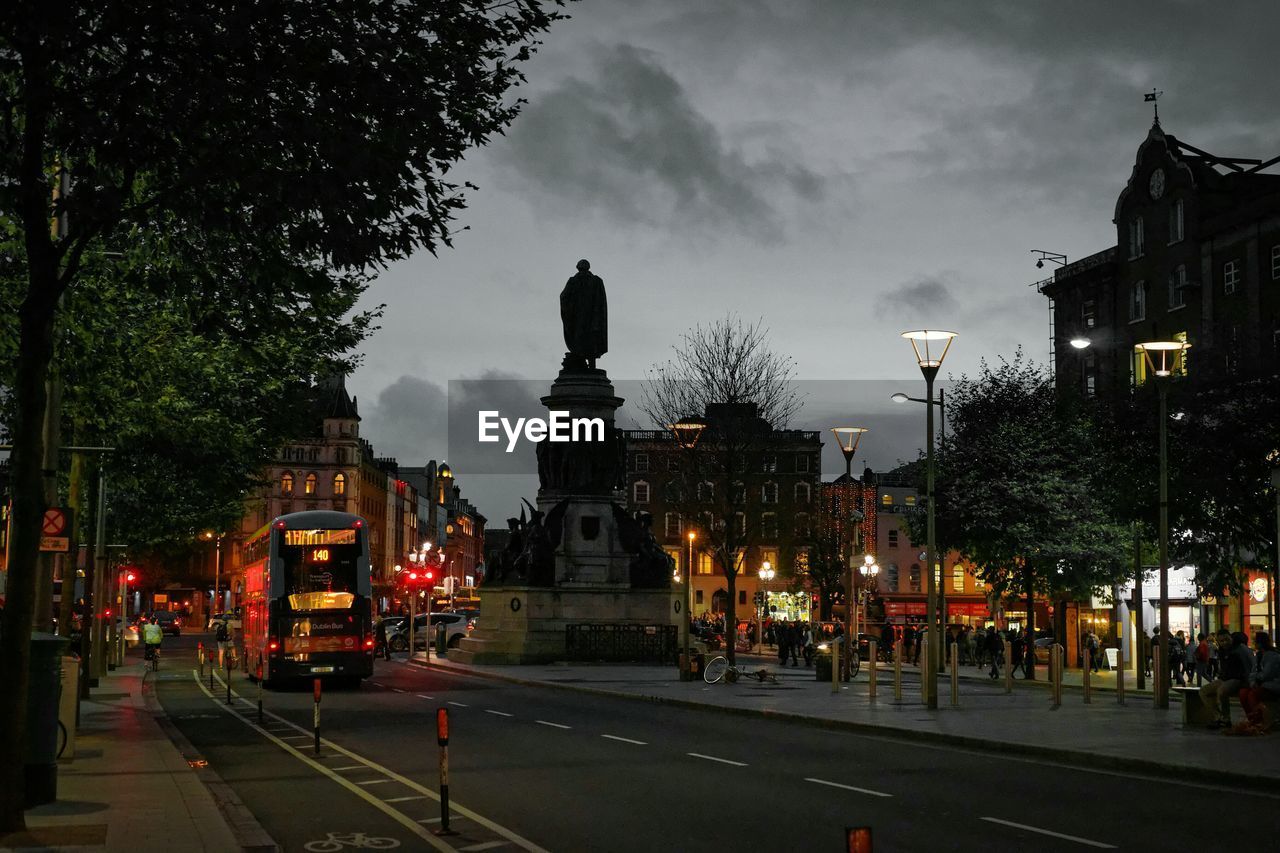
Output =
[
  {"x1": 408, "y1": 585, "x2": 417, "y2": 662},
  {"x1": 846, "y1": 563, "x2": 855, "y2": 681},
  {"x1": 119, "y1": 571, "x2": 128, "y2": 666},
  {"x1": 1133, "y1": 523, "x2": 1145, "y2": 691},
  {"x1": 868, "y1": 638, "x2": 877, "y2": 701},
  {"x1": 832, "y1": 638, "x2": 840, "y2": 694},
  {"x1": 34, "y1": 376, "x2": 61, "y2": 633},
  {"x1": 257, "y1": 657, "x2": 264, "y2": 724},
  {"x1": 924, "y1": 370, "x2": 938, "y2": 709},
  {"x1": 226, "y1": 655, "x2": 232, "y2": 704},
  {"x1": 1156, "y1": 382, "x2": 1170, "y2": 709},
  {"x1": 893, "y1": 640, "x2": 902, "y2": 701},
  {"x1": 213, "y1": 535, "x2": 222, "y2": 617},
  {"x1": 1082, "y1": 647, "x2": 1091, "y2": 704},
  {"x1": 1003, "y1": 638, "x2": 1012, "y2": 694},
  {"x1": 91, "y1": 465, "x2": 108, "y2": 679},
  {"x1": 1116, "y1": 645, "x2": 1125, "y2": 705},
  {"x1": 949, "y1": 642, "x2": 959, "y2": 707},
  {"x1": 313, "y1": 678, "x2": 321, "y2": 755},
  {"x1": 435, "y1": 708, "x2": 456, "y2": 835}
]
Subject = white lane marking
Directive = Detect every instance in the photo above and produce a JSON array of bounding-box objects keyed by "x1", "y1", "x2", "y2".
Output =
[
  {"x1": 804, "y1": 777, "x2": 893, "y2": 798},
  {"x1": 384, "y1": 795, "x2": 428, "y2": 803},
  {"x1": 417, "y1": 695, "x2": 435, "y2": 700},
  {"x1": 980, "y1": 817, "x2": 1117, "y2": 849},
  {"x1": 688, "y1": 752, "x2": 747, "y2": 767},
  {"x1": 357, "y1": 779, "x2": 393, "y2": 786},
  {"x1": 392, "y1": 688, "x2": 406, "y2": 693},
  {"x1": 197, "y1": 670, "x2": 548, "y2": 853},
  {"x1": 536, "y1": 720, "x2": 571, "y2": 730},
  {"x1": 460, "y1": 843, "x2": 510, "y2": 852},
  {"x1": 601, "y1": 734, "x2": 647, "y2": 745},
  {"x1": 280, "y1": 735, "x2": 312, "y2": 741},
  {"x1": 448, "y1": 701, "x2": 470, "y2": 708},
  {"x1": 485, "y1": 710, "x2": 513, "y2": 718},
  {"x1": 332, "y1": 766, "x2": 364, "y2": 771}
]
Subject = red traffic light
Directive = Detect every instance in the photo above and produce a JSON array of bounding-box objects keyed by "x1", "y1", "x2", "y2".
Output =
[
  {"x1": 408, "y1": 571, "x2": 419, "y2": 582},
  {"x1": 424, "y1": 571, "x2": 433, "y2": 581},
  {"x1": 125, "y1": 571, "x2": 137, "y2": 583}
]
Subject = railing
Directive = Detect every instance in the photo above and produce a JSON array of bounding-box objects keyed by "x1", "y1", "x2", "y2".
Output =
[{"x1": 565, "y1": 624, "x2": 679, "y2": 664}]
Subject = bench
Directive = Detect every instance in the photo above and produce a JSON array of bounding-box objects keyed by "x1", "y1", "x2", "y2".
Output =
[{"x1": 1173, "y1": 686, "x2": 1216, "y2": 725}]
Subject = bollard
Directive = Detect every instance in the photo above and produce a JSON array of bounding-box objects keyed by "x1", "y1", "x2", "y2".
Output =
[
  {"x1": 226, "y1": 656, "x2": 233, "y2": 705},
  {"x1": 434, "y1": 708, "x2": 456, "y2": 836},
  {"x1": 868, "y1": 639, "x2": 877, "y2": 702},
  {"x1": 1049, "y1": 644, "x2": 1063, "y2": 708},
  {"x1": 198, "y1": 642, "x2": 204, "y2": 678},
  {"x1": 257, "y1": 657, "x2": 264, "y2": 724},
  {"x1": 1116, "y1": 650, "x2": 1126, "y2": 706},
  {"x1": 1003, "y1": 639, "x2": 1013, "y2": 695},
  {"x1": 1083, "y1": 651, "x2": 1092, "y2": 704},
  {"x1": 950, "y1": 643, "x2": 959, "y2": 707},
  {"x1": 919, "y1": 636, "x2": 930, "y2": 705},
  {"x1": 313, "y1": 678, "x2": 322, "y2": 755},
  {"x1": 893, "y1": 641, "x2": 902, "y2": 701},
  {"x1": 832, "y1": 638, "x2": 840, "y2": 695},
  {"x1": 210, "y1": 659, "x2": 215, "y2": 691},
  {"x1": 1152, "y1": 644, "x2": 1163, "y2": 707}
]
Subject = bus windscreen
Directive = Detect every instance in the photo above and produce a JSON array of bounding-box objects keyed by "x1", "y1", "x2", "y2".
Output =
[{"x1": 280, "y1": 529, "x2": 360, "y2": 611}]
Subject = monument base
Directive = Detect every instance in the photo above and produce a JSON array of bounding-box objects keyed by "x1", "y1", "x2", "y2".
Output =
[{"x1": 449, "y1": 584, "x2": 681, "y2": 665}]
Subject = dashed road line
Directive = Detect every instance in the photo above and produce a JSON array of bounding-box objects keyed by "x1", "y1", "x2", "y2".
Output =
[
  {"x1": 357, "y1": 779, "x2": 393, "y2": 786},
  {"x1": 448, "y1": 701, "x2": 470, "y2": 708},
  {"x1": 460, "y1": 843, "x2": 510, "y2": 852},
  {"x1": 485, "y1": 710, "x2": 513, "y2": 718},
  {"x1": 417, "y1": 695, "x2": 435, "y2": 700},
  {"x1": 688, "y1": 752, "x2": 747, "y2": 767},
  {"x1": 601, "y1": 734, "x2": 647, "y2": 745},
  {"x1": 804, "y1": 777, "x2": 893, "y2": 798},
  {"x1": 979, "y1": 817, "x2": 1116, "y2": 849},
  {"x1": 385, "y1": 795, "x2": 428, "y2": 803},
  {"x1": 536, "y1": 721, "x2": 570, "y2": 730},
  {"x1": 332, "y1": 765, "x2": 364, "y2": 771}
]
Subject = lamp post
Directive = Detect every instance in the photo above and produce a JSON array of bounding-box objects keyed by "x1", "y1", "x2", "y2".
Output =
[
  {"x1": 859, "y1": 554, "x2": 880, "y2": 642},
  {"x1": 758, "y1": 561, "x2": 775, "y2": 653},
  {"x1": 407, "y1": 542, "x2": 434, "y2": 658},
  {"x1": 668, "y1": 416, "x2": 707, "y2": 681},
  {"x1": 1271, "y1": 460, "x2": 1279, "y2": 642},
  {"x1": 1135, "y1": 339, "x2": 1190, "y2": 710},
  {"x1": 202, "y1": 531, "x2": 224, "y2": 620},
  {"x1": 901, "y1": 329, "x2": 957, "y2": 709},
  {"x1": 833, "y1": 426, "x2": 869, "y2": 672},
  {"x1": 831, "y1": 427, "x2": 868, "y2": 481}
]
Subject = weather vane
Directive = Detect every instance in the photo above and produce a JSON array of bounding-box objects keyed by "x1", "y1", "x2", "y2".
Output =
[{"x1": 1144, "y1": 88, "x2": 1163, "y2": 124}]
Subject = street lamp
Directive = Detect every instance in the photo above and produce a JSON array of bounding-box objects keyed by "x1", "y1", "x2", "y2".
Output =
[
  {"x1": 1135, "y1": 339, "x2": 1190, "y2": 709},
  {"x1": 901, "y1": 329, "x2": 957, "y2": 709},
  {"x1": 682, "y1": 530, "x2": 697, "y2": 680},
  {"x1": 407, "y1": 542, "x2": 435, "y2": 659},
  {"x1": 831, "y1": 427, "x2": 869, "y2": 480},
  {"x1": 858, "y1": 554, "x2": 880, "y2": 642},
  {"x1": 202, "y1": 531, "x2": 225, "y2": 620},
  {"x1": 758, "y1": 560, "x2": 775, "y2": 653}
]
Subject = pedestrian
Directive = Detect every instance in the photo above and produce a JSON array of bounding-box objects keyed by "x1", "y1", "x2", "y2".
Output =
[
  {"x1": 375, "y1": 615, "x2": 391, "y2": 660},
  {"x1": 214, "y1": 618, "x2": 231, "y2": 666},
  {"x1": 881, "y1": 622, "x2": 896, "y2": 663},
  {"x1": 903, "y1": 624, "x2": 916, "y2": 665},
  {"x1": 1183, "y1": 631, "x2": 1199, "y2": 685},
  {"x1": 1085, "y1": 630, "x2": 1101, "y2": 673},
  {"x1": 1200, "y1": 630, "x2": 1253, "y2": 729},
  {"x1": 913, "y1": 626, "x2": 927, "y2": 666},
  {"x1": 1141, "y1": 629, "x2": 1153, "y2": 678},
  {"x1": 787, "y1": 622, "x2": 801, "y2": 667},
  {"x1": 776, "y1": 622, "x2": 791, "y2": 667},
  {"x1": 142, "y1": 617, "x2": 163, "y2": 662},
  {"x1": 1170, "y1": 630, "x2": 1186, "y2": 687},
  {"x1": 985, "y1": 626, "x2": 1002, "y2": 679},
  {"x1": 802, "y1": 623, "x2": 815, "y2": 666},
  {"x1": 1233, "y1": 632, "x2": 1280, "y2": 734}
]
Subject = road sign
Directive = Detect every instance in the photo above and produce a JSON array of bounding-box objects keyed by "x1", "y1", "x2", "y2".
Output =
[
  {"x1": 39, "y1": 536, "x2": 70, "y2": 553},
  {"x1": 38, "y1": 507, "x2": 72, "y2": 551}
]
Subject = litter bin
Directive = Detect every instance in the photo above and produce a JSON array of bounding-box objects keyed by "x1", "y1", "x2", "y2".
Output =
[
  {"x1": 25, "y1": 632, "x2": 71, "y2": 807},
  {"x1": 679, "y1": 651, "x2": 704, "y2": 677},
  {"x1": 435, "y1": 621, "x2": 447, "y2": 658},
  {"x1": 815, "y1": 652, "x2": 832, "y2": 682},
  {"x1": 1105, "y1": 647, "x2": 1119, "y2": 669},
  {"x1": 58, "y1": 654, "x2": 80, "y2": 761}
]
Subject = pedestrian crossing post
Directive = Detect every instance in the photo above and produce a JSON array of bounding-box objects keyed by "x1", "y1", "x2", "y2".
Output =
[
  {"x1": 1003, "y1": 639, "x2": 1012, "y2": 694},
  {"x1": 893, "y1": 641, "x2": 902, "y2": 701},
  {"x1": 949, "y1": 643, "x2": 959, "y2": 707},
  {"x1": 868, "y1": 639, "x2": 877, "y2": 702},
  {"x1": 1083, "y1": 651, "x2": 1092, "y2": 704},
  {"x1": 313, "y1": 678, "x2": 322, "y2": 755},
  {"x1": 1116, "y1": 650, "x2": 1126, "y2": 706}
]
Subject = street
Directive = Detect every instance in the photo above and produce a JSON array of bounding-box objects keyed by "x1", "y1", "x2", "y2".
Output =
[{"x1": 152, "y1": 635, "x2": 1278, "y2": 852}]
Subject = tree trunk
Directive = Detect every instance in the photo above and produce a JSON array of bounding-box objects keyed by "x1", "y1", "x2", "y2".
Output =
[
  {"x1": 724, "y1": 567, "x2": 738, "y2": 666},
  {"x1": 0, "y1": 272, "x2": 60, "y2": 831},
  {"x1": 1023, "y1": 570, "x2": 1036, "y2": 680}
]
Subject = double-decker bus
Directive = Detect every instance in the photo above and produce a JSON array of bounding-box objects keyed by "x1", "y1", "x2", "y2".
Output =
[{"x1": 241, "y1": 510, "x2": 375, "y2": 686}]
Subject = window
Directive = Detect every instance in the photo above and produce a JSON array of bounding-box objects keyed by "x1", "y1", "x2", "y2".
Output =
[
  {"x1": 634, "y1": 452, "x2": 649, "y2": 473},
  {"x1": 633, "y1": 481, "x2": 650, "y2": 504},
  {"x1": 1128, "y1": 280, "x2": 1146, "y2": 322},
  {"x1": 761, "y1": 512, "x2": 778, "y2": 539},
  {"x1": 1168, "y1": 199, "x2": 1184, "y2": 243},
  {"x1": 881, "y1": 494, "x2": 893, "y2": 507},
  {"x1": 739, "y1": 590, "x2": 747, "y2": 606},
  {"x1": 1128, "y1": 216, "x2": 1145, "y2": 259},
  {"x1": 888, "y1": 529, "x2": 899, "y2": 548},
  {"x1": 665, "y1": 512, "x2": 682, "y2": 538},
  {"x1": 885, "y1": 563, "x2": 899, "y2": 592},
  {"x1": 1168, "y1": 264, "x2": 1186, "y2": 309},
  {"x1": 761, "y1": 482, "x2": 778, "y2": 504},
  {"x1": 796, "y1": 454, "x2": 810, "y2": 473},
  {"x1": 664, "y1": 481, "x2": 683, "y2": 502},
  {"x1": 304, "y1": 472, "x2": 317, "y2": 495},
  {"x1": 333, "y1": 473, "x2": 346, "y2": 496},
  {"x1": 952, "y1": 566, "x2": 965, "y2": 592},
  {"x1": 761, "y1": 454, "x2": 777, "y2": 473},
  {"x1": 909, "y1": 563, "x2": 921, "y2": 592},
  {"x1": 695, "y1": 589, "x2": 704, "y2": 605},
  {"x1": 281, "y1": 472, "x2": 294, "y2": 495},
  {"x1": 1083, "y1": 353, "x2": 1097, "y2": 398},
  {"x1": 794, "y1": 511, "x2": 811, "y2": 538},
  {"x1": 904, "y1": 495, "x2": 916, "y2": 506},
  {"x1": 697, "y1": 481, "x2": 714, "y2": 503},
  {"x1": 1224, "y1": 260, "x2": 1239, "y2": 295},
  {"x1": 731, "y1": 481, "x2": 746, "y2": 505},
  {"x1": 697, "y1": 552, "x2": 714, "y2": 575},
  {"x1": 734, "y1": 512, "x2": 746, "y2": 537},
  {"x1": 1272, "y1": 245, "x2": 1280, "y2": 280},
  {"x1": 794, "y1": 482, "x2": 811, "y2": 504},
  {"x1": 1081, "y1": 299, "x2": 1096, "y2": 329}
]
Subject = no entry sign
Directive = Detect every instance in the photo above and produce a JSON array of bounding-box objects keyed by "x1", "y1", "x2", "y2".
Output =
[{"x1": 39, "y1": 507, "x2": 72, "y2": 552}]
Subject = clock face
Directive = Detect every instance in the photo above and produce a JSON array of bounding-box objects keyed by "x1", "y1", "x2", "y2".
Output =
[{"x1": 1148, "y1": 168, "x2": 1166, "y2": 200}]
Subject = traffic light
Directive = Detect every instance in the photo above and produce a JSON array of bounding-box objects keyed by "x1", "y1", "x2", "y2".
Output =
[{"x1": 753, "y1": 592, "x2": 764, "y2": 606}]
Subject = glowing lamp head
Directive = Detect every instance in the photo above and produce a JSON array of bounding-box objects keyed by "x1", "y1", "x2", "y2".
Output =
[{"x1": 901, "y1": 329, "x2": 958, "y2": 372}]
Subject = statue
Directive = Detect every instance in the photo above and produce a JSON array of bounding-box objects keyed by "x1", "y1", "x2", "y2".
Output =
[
  {"x1": 611, "y1": 507, "x2": 674, "y2": 589},
  {"x1": 560, "y1": 259, "x2": 607, "y2": 370}
]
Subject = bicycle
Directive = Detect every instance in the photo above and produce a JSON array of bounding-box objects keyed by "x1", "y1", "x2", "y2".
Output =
[
  {"x1": 56, "y1": 720, "x2": 68, "y2": 759},
  {"x1": 303, "y1": 832, "x2": 401, "y2": 851},
  {"x1": 702, "y1": 655, "x2": 779, "y2": 685},
  {"x1": 145, "y1": 645, "x2": 161, "y2": 672}
]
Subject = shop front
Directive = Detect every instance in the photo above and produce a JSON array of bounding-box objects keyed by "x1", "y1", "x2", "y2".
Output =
[{"x1": 1244, "y1": 570, "x2": 1274, "y2": 635}]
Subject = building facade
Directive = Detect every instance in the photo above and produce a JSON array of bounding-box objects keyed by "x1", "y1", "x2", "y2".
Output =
[{"x1": 400, "y1": 461, "x2": 488, "y2": 605}]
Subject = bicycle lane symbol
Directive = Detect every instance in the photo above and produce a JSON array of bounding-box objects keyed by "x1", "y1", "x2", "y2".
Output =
[{"x1": 304, "y1": 832, "x2": 401, "y2": 851}]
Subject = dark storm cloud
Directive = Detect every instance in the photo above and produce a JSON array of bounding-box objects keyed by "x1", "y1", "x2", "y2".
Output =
[
  {"x1": 498, "y1": 43, "x2": 823, "y2": 240},
  {"x1": 875, "y1": 277, "x2": 960, "y2": 319},
  {"x1": 360, "y1": 375, "x2": 449, "y2": 467}
]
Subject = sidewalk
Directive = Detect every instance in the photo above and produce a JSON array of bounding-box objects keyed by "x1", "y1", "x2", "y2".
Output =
[
  {"x1": 1, "y1": 660, "x2": 273, "y2": 853},
  {"x1": 410, "y1": 650, "x2": 1280, "y2": 791}
]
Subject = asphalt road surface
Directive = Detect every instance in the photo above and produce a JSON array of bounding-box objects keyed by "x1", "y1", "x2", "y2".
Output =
[{"x1": 152, "y1": 635, "x2": 1279, "y2": 853}]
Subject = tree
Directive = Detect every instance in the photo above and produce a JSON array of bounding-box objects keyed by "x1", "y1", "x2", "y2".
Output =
[
  {"x1": 806, "y1": 480, "x2": 866, "y2": 622},
  {"x1": 924, "y1": 350, "x2": 1130, "y2": 677},
  {"x1": 641, "y1": 315, "x2": 801, "y2": 664},
  {"x1": 0, "y1": 1, "x2": 567, "y2": 827}
]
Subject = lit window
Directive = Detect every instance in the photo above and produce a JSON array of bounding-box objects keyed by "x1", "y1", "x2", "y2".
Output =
[
  {"x1": 697, "y1": 551, "x2": 714, "y2": 575},
  {"x1": 1081, "y1": 299, "x2": 1096, "y2": 329},
  {"x1": 634, "y1": 453, "x2": 649, "y2": 473},
  {"x1": 1224, "y1": 260, "x2": 1239, "y2": 295},
  {"x1": 952, "y1": 566, "x2": 965, "y2": 592},
  {"x1": 881, "y1": 494, "x2": 893, "y2": 506},
  {"x1": 762, "y1": 482, "x2": 779, "y2": 504},
  {"x1": 281, "y1": 472, "x2": 294, "y2": 495},
  {"x1": 734, "y1": 512, "x2": 746, "y2": 537},
  {"x1": 665, "y1": 512, "x2": 682, "y2": 538},
  {"x1": 1129, "y1": 216, "x2": 1145, "y2": 259},
  {"x1": 1168, "y1": 264, "x2": 1186, "y2": 309},
  {"x1": 304, "y1": 473, "x2": 317, "y2": 495},
  {"x1": 333, "y1": 473, "x2": 346, "y2": 496},
  {"x1": 905, "y1": 495, "x2": 916, "y2": 506},
  {"x1": 1168, "y1": 199, "x2": 1184, "y2": 243},
  {"x1": 909, "y1": 563, "x2": 921, "y2": 592},
  {"x1": 794, "y1": 482, "x2": 811, "y2": 503},
  {"x1": 633, "y1": 481, "x2": 650, "y2": 504},
  {"x1": 1129, "y1": 280, "x2": 1146, "y2": 322}
]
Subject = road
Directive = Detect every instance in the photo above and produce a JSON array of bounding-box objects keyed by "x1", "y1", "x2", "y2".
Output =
[{"x1": 152, "y1": 634, "x2": 1277, "y2": 852}]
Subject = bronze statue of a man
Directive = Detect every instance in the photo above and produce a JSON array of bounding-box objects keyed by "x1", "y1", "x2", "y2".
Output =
[{"x1": 560, "y1": 259, "x2": 607, "y2": 369}]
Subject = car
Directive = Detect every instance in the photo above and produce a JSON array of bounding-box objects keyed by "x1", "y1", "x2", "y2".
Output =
[
  {"x1": 1033, "y1": 636, "x2": 1056, "y2": 664},
  {"x1": 387, "y1": 612, "x2": 468, "y2": 651},
  {"x1": 152, "y1": 611, "x2": 182, "y2": 636},
  {"x1": 120, "y1": 621, "x2": 141, "y2": 648}
]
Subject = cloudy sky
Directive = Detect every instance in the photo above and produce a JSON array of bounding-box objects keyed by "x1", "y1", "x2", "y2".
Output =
[{"x1": 351, "y1": 0, "x2": 1280, "y2": 518}]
